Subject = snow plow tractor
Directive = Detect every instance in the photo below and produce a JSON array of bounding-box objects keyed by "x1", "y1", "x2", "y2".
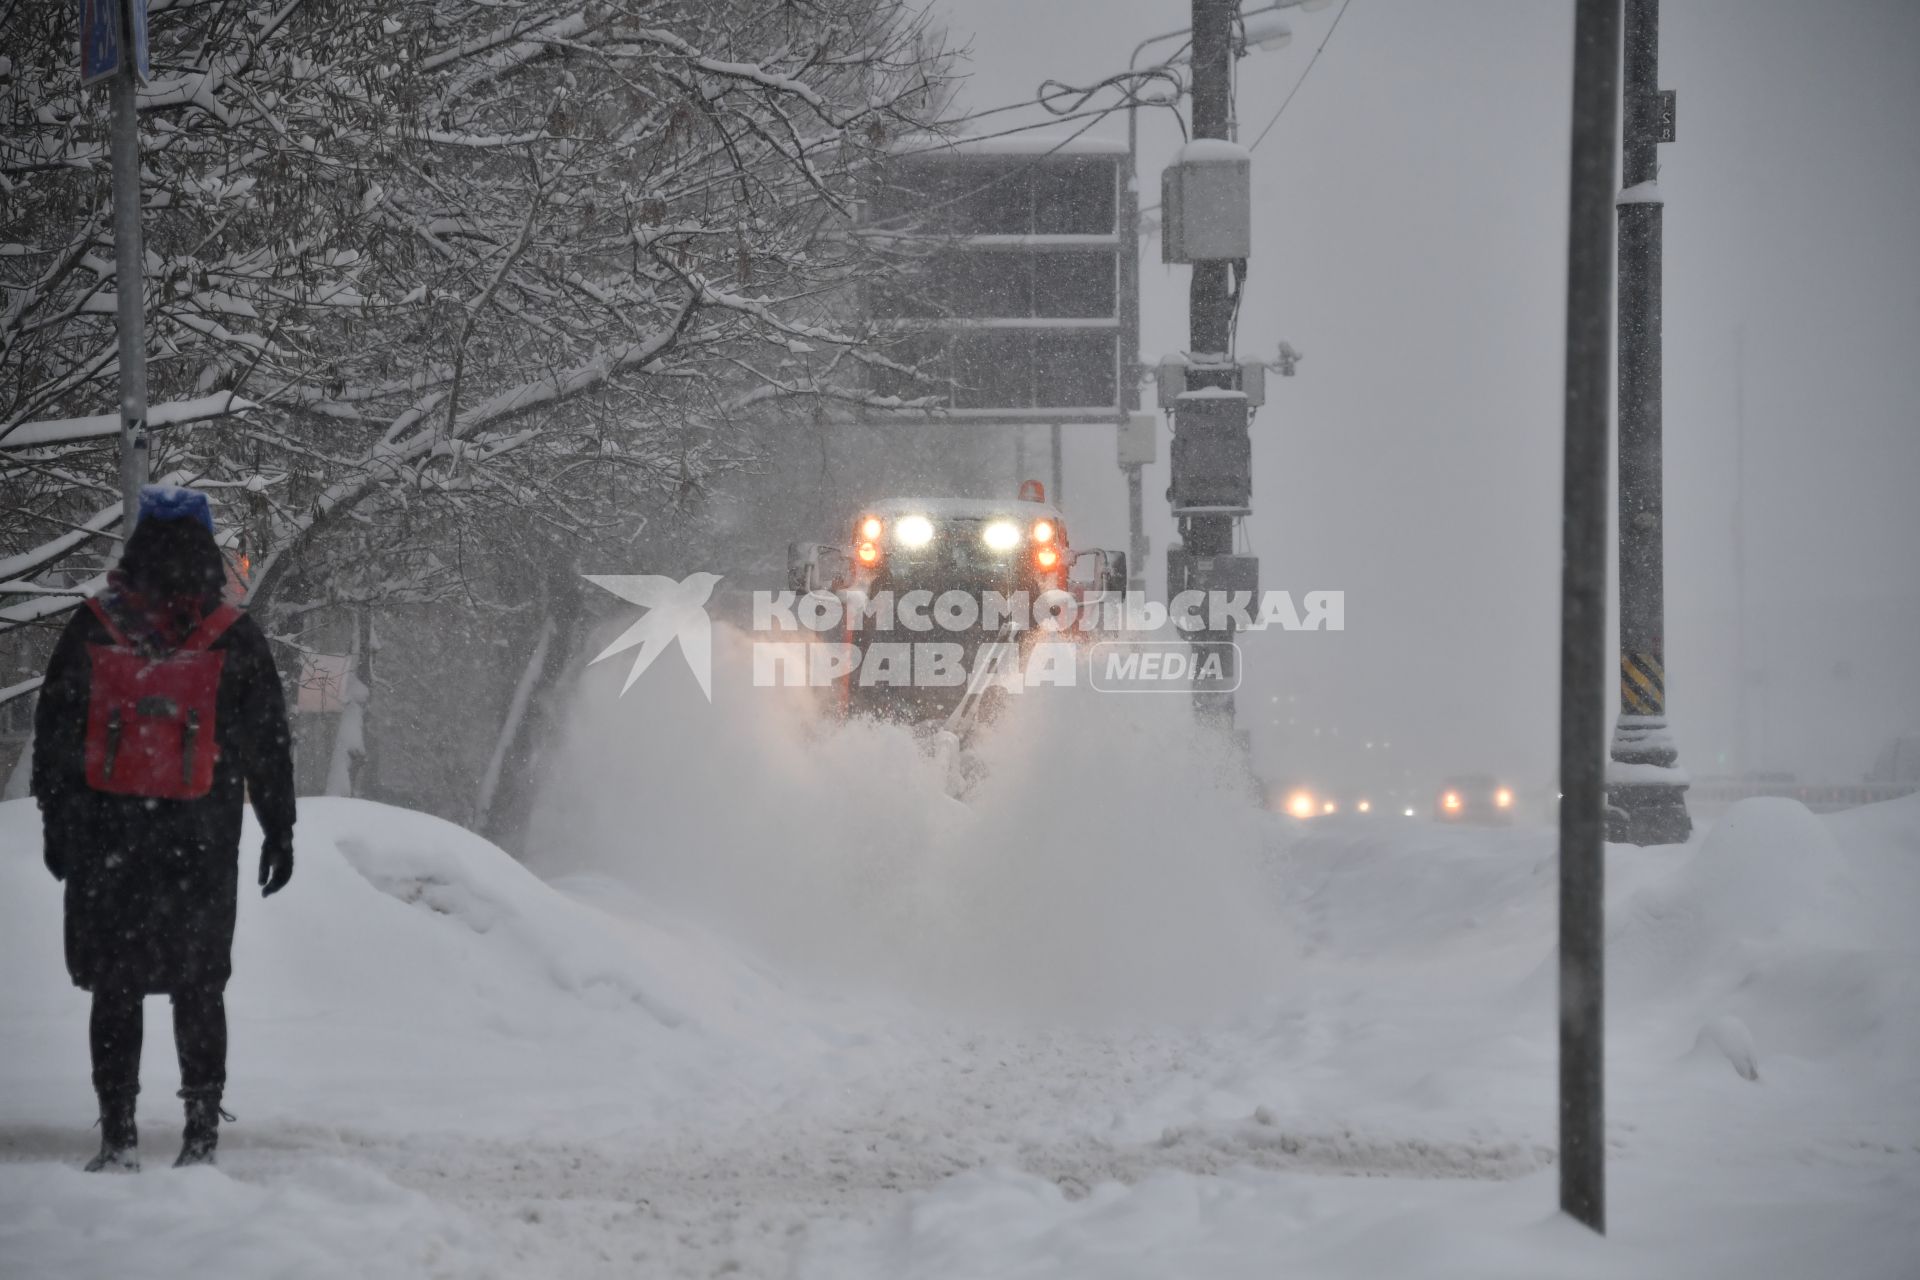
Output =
[{"x1": 785, "y1": 487, "x2": 1124, "y2": 791}]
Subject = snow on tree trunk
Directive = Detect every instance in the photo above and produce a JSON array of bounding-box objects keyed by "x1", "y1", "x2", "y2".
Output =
[
  {"x1": 324, "y1": 612, "x2": 375, "y2": 798},
  {"x1": 477, "y1": 617, "x2": 554, "y2": 829}
]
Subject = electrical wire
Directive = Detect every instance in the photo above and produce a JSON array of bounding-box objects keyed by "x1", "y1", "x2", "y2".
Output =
[
  {"x1": 1035, "y1": 67, "x2": 1187, "y2": 139},
  {"x1": 1247, "y1": 0, "x2": 1355, "y2": 153},
  {"x1": 880, "y1": 105, "x2": 1115, "y2": 162},
  {"x1": 873, "y1": 68, "x2": 1189, "y2": 230}
]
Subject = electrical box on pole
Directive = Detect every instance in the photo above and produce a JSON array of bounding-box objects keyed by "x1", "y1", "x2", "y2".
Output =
[
  {"x1": 1168, "y1": 390, "x2": 1251, "y2": 514},
  {"x1": 1160, "y1": 139, "x2": 1252, "y2": 263},
  {"x1": 1157, "y1": 353, "x2": 1265, "y2": 409},
  {"x1": 1117, "y1": 412, "x2": 1158, "y2": 467},
  {"x1": 865, "y1": 138, "x2": 1132, "y2": 423}
]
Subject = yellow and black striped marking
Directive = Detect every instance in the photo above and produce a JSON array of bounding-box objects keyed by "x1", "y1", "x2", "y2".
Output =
[{"x1": 1620, "y1": 651, "x2": 1665, "y2": 715}]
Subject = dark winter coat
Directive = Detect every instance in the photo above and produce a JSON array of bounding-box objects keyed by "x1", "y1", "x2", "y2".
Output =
[{"x1": 31, "y1": 561, "x2": 295, "y2": 996}]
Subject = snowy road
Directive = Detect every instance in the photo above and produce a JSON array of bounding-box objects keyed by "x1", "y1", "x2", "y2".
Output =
[{"x1": 3, "y1": 655, "x2": 1917, "y2": 1277}]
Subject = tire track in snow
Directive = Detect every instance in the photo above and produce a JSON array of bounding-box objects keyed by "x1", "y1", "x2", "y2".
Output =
[{"x1": 173, "y1": 1026, "x2": 1548, "y2": 1280}]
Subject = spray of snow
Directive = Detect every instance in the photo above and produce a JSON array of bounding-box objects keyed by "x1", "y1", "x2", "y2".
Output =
[{"x1": 528, "y1": 622, "x2": 1289, "y2": 1022}]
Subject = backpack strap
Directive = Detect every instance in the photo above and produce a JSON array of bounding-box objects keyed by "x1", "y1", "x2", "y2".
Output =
[
  {"x1": 85, "y1": 597, "x2": 133, "y2": 647},
  {"x1": 180, "y1": 604, "x2": 243, "y2": 653}
]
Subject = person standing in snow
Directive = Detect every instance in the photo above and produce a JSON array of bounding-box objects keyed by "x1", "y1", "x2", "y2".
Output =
[{"x1": 31, "y1": 485, "x2": 296, "y2": 1171}]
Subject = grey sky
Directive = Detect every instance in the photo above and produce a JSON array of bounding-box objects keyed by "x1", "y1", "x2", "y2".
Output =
[{"x1": 934, "y1": 0, "x2": 1920, "y2": 790}]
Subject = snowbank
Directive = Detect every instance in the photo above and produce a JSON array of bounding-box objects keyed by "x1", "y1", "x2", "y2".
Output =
[
  {"x1": 0, "y1": 1158, "x2": 495, "y2": 1280},
  {"x1": 1606, "y1": 796, "x2": 1916, "y2": 1073},
  {"x1": 794, "y1": 796, "x2": 1920, "y2": 1279},
  {"x1": 0, "y1": 793, "x2": 850, "y2": 1276},
  {"x1": 0, "y1": 794, "x2": 825, "y2": 1143}
]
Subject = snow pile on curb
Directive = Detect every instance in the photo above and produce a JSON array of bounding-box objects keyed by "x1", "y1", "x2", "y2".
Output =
[
  {"x1": 1609, "y1": 796, "x2": 1916, "y2": 1075},
  {"x1": 0, "y1": 794, "x2": 816, "y2": 1141}
]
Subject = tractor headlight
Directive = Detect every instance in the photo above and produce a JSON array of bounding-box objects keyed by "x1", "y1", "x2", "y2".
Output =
[
  {"x1": 894, "y1": 514, "x2": 936, "y2": 548},
  {"x1": 981, "y1": 520, "x2": 1021, "y2": 551}
]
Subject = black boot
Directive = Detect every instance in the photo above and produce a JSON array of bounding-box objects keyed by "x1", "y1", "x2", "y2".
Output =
[
  {"x1": 173, "y1": 1088, "x2": 231, "y2": 1168},
  {"x1": 84, "y1": 1090, "x2": 139, "y2": 1173}
]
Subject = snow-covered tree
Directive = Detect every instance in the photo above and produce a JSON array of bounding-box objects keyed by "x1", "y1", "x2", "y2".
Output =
[{"x1": 2, "y1": 0, "x2": 953, "y2": 827}]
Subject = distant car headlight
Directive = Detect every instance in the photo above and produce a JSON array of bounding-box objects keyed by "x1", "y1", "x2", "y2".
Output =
[
  {"x1": 895, "y1": 514, "x2": 935, "y2": 548},
  {"x1": 1494, "y1": 787, "x2": 1514, "y2": 809},
  {"x1": 1356, "y1": 799, "x2": 1371, "y2": 814},
  {"x1": 982, "y1": 520, "x2": 1022, "y2": 551},
  {"x1": 1442, "y1": 790, "x2": 1463, "y2": 812},
  {"x1": 1285, "y1": 789, "x2": 1316, "y2": 819}
]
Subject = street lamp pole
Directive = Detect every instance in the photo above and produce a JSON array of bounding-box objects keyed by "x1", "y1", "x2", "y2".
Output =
[{"x1": 1606, "y1": 0, "x2": 1691, "y2": 845}]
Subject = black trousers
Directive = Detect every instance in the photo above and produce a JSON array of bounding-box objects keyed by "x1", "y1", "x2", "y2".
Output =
[{"x1": 89, "y1": 986, "x2": 226, "y2": 1101}]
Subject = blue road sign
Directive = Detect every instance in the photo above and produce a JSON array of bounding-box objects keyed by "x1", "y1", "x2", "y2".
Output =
[
  {"x1": 80, "y1": 0, "x2": 148, "y2": 86},
  {"x1": 80, "y1": 0, "x2": 123, "y2": 85},
  {"x1": 132, "y1": 0, "x2": 150, "y2": 81}
]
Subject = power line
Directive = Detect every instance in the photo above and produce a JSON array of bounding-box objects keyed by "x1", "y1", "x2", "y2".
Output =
[{"x1": 1247, "y1": 0, "x2": 1354, "y2": 153}]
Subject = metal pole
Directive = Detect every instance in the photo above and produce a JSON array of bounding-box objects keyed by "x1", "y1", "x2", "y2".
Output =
[
  {"x1": 1122, "y1": 98, "x2": 1147, "y2": 593},
  {"x1": 1126, "y1": 465, "x2": 1147, "y2": 593},
  {"x1": 1606, "y1": 0, "x2": 1690, "y2": 845},
  {"x1": 1558, "y1": 0, "x2": 1619, "y2": 1237},
  {"x1": 1185, "y1": 0, "x2": 1238, "y2": 730},
  {"x1": 1731, "y1": 326, "x2": 1748, "y2": 777},
  {"x1": 1050, "y1": 422, "x2": 1063, "y2": 505},
  {"x1": 109, "y1": 21, "x2": 149, "y2": 541}
]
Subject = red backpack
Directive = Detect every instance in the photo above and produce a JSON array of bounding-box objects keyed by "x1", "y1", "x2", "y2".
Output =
[{"x1": 83, "y1": 598, "x2": 242, "y2": 800}]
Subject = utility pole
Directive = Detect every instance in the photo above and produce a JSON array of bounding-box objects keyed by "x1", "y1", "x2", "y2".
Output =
[
  {"x1": 1606, "y1": 0, "x2": 1691, "y2": 845},
  {"x1": 1173, "y1": 0, "x2": 1247, "y2": 731},
  {"x1": 1558, "y1": 0, "x2": 1620, "y2": 1237}
]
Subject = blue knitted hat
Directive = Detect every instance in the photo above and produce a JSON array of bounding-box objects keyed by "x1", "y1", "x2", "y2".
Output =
[{"x1": 135, "y1": 484, "x2": 215, "y2": 532}]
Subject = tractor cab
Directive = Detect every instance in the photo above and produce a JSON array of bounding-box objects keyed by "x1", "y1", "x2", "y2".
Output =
[{"x1": 786, "y1": 484, "x2": 1127, "y2": 725}]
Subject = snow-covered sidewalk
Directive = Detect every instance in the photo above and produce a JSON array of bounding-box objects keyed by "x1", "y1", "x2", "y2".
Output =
[{"x1": 2, "y1": 692, "x2": 1916, "y2": 1277}]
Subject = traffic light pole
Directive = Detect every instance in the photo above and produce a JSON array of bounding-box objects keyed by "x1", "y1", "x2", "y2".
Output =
[
  {"x1": 1182, "y1": 0, "x2": 1240, "y2": 730},
  {"x1": 1606, "y1": 0, "x2": 1691, "y2": 845}
]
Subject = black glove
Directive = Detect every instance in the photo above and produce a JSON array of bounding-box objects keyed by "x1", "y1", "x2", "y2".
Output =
[
  {"x1": 259, "y1": 832, "x2": 294, "y2": 897},
  {"x1": 39, "y1": 799, "x2": 67, "y2": 882}
]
